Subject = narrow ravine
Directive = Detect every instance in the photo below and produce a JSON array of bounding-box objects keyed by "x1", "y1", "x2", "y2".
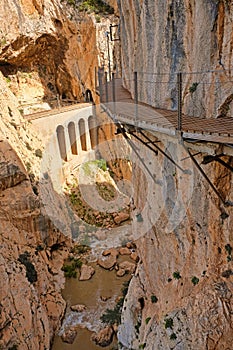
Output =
[
  {"x1": 51, "y1": 159, "x2": 136, "y2": 349},
  {"x1": 52, "y1": 250, "x2": 135, "y2": 349}
]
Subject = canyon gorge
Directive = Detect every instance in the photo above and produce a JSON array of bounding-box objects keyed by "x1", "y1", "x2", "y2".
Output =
[{"x1": 0, "y1": 1, "x2": 233, "y2": 350}]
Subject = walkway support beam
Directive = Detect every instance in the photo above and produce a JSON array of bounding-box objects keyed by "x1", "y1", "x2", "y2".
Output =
[
  {"x1": 177, "y1": 72, "x2": 182, "y2": 131},
  {"x1": 98, "y1": 69, "x2": 103, "y2": 103},
  {"x1": 112, "y1": 72, "x2": 116, "y2": 114},
  {"x1": 134, "y1": 71, "x2": 138, "y2": 128},
  {"x1": 105, "y1": 72, "x2": 108, "y2": 103}
]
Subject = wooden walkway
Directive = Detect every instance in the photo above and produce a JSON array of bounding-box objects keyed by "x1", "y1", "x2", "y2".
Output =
[
  {"x1": 100, "y1": 79, "x2": 233, "y2": 144},
  {"x1": 24, "y1": 103, "x2": 92, "y2": 121}
]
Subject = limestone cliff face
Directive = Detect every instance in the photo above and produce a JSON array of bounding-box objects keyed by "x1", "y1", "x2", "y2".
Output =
[
  {"x1": 117, "y1": 1, "x2": 233, "y2": 348},
  {"x1": 0, "y1": 71, "x2": 71, "y2": 349},
  {"x1": 118, "y1": 132, "x2": 233, "y2": 350},
  {"x1": 118, "y1": 0, "x2": 233, "y2": 117},
  {"x1": 0, "y1": 0, "x2": 112, "y2": 106}
]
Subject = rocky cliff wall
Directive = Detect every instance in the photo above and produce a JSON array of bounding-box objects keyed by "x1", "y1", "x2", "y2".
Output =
[
  {"x1": 118, "y1": 131, "x2": 233, "y2": 349},
  {"x1": 0, "y1": 0, "x2": 119, "y2": 110},
  {"x1": 117, "y1": 2, "x2": 233, "y2": 348},
  {"x1": 0, "y1": 0, "x2": 98, "y2": 103},
  {"x1": 118, "y1": 0, "x2": 233, "y2": 118},
  {"x1": 0, "y1": 70, "x2": 72, "y2": 349}
]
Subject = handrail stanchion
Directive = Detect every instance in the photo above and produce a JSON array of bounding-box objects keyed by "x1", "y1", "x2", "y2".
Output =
[
  {"x1": 56, "y1": 94, "x2": 61, "y2": 109},
  {"x1": 105, "y1": 72, "x2": 108, "y2": 103},
  {"x1": 95, "y1": 67, "x2": 97, "y2": 90},
  {"x1": 98, "y1": 70, "x2": 103, "y2": 103},
  {"x1": 177, "y1": 72, "x2": 182, "y2": 131},
  {"x1": 112, "y1": 72, "x2": 116, "y2": 114},
  {"x1": 134, "y1": 71, "x2": 138, "y2": 129}
]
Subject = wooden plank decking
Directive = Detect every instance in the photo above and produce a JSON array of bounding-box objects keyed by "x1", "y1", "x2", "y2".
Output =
[{"x1": 101, "y1": 79, "x2": 233, "y2": 144}]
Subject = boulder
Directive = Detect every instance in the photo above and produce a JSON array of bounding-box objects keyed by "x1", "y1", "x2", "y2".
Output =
[
  {"x1": 119, "y1": 261, "x2": 136, "y2": 274},
  {"x1": 116, "y1": 268, "x2": 125, "y2": 277},
  {"x1": 113, "y1": 212, "x2": 130, "y2": 224},
  {"x1": 93, "y1": 230, "x2": 107, "y2": 241},
  {"x1": 100, "y1": 295, "x2": 111, "y2": 302},
  {"x1": 79, "y1": 264, "x2": 95, "y2": 281},
  {"x1": 119, "y1": 247, "x2": 131, "y2": 255},
  {"x1": 61, "y1": 327, "x2": 77, "y2": 344},
  {"x1": 130, "y1": 252, "x2": 139, "y2": 262},
  {"x1": 126, "y1": 241, "x2": 136, "y2": 249},
  {"x1": 112, "y1": 324, "x2": 118, "y2": 333},
  {"x1": 91, "y1": 326, "x2": 114, "y2": 347},
  {"x1": 98, "y1": 255, "x2": 117, "y2": 270},
  {"x1": 70, "y1": 304, "x2": 86, "y2": 312},
  {"x1": 102, "y1": 248, "x2": 118, "y2": 257}
]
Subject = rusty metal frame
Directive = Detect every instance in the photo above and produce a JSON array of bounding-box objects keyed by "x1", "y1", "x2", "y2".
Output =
[{"x1": 185, "y1": 147, "x2": 233, "y2": 207}]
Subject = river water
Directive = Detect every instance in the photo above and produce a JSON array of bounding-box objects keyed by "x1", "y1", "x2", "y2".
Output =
[{"x1": 52, "y1": 255, "x2": 132, "y2": 350}]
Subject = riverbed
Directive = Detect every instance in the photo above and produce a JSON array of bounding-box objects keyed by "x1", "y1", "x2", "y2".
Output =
[{"x1": 52, "y1": 255, "x2": 132, "y2": 350}]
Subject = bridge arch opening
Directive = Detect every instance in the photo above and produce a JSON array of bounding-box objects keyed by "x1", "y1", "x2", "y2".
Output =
[
  {"x1": 85, "y1": 89, "x2": 93, "y2": 103},
  {"x1": 56, "y1": 125, "x2": 67, "y2": 161},
  {"x1": 78, "y1": 118, "x2": 87, "y2": 151},
  {"x1": 88, "y1": 115, "x2": 97, "y2": 149},
  {"x1": 68, "y1": 122, "x2": 78, "y2": 155}
]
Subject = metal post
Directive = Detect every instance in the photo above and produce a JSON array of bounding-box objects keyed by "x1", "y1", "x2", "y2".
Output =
[
  {"x1": 105, "y1": 72, "x2": 108, "y2": 103},
  {"x1": 56, "y1": 94, "x2": 61, "y2": 109},
  {"x1": 177, "y1": 72, "x2": 182, "y2": 131},
  {"x1": 106, "y1": 32, "x2": 111, "y2": 81},
  {"x1": 95, "y1": 67, "x2": 97, "y2": 91},
  {"x1": 98, "y1": 70, "x2": 103, "y2": 103},
  {"x1": 112, "y1": 72, "x2": 116, "y2": 114},
  {"x1": 134, "y1": 71, "x2": 138, "y2": 128}
]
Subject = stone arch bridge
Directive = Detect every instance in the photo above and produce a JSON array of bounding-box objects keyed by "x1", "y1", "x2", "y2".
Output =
[{"x1": 26, "y1": 103, "x2": 98, "y2": 166}]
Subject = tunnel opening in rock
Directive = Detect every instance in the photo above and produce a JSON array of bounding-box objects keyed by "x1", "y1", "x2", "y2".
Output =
[{"x1": 85, "y1": 89, "x2": 93, "y2": 102}]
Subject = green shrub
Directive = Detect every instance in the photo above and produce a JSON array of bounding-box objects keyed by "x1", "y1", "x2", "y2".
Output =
[
  {"x1": 101, "y1": 281, "x2": 129, "y2": 326},
  {"x1": 100, "y1": 300, "x2": 122, "y2": 325},
  {"x1": 62, "y1": 262, "x2": 78, "y2": 278},
  {"x1": 25, "y1": 162, "x2": 31, "y2": 172},
  {"x1": 35, "y1": 149, "x2": 43, "y2": 158},
  {"x1": 225, "y1": 244, "x2": 232, "y2": 255},
  {"x1": 191, "y1": 276, "x2": 199, "y2": 285},
  {"x1": 139, "y1": 344, "x2": 146, "y2": 349},
  {"x1": 70, "y1": 192, "x2": 78, "y2": 205},
  {"x1": 71, "y1": 244, "x2": 90, "y2": 254},
  {"x1": 170, "y1": 333, "x2": 177, "y2": 340},
  {"x1": 97, "y1": 158, "x2": 107, "y2": 171},
  {"x1": 8, "y1": 346, "x2": 18, "y2": 350},
  {"x1": 18, "y1": 252, "x2": 37, "y2": 283},
  {"x1": 164, "y1": 317, "x2": 173, "y2": 329},
  {"x1": 95, "y1": 14, "x2": 101, "y2": 22},
  {"x1": 25, "y1": 142, "x2": 32, "y2": 151},
  {"x1": 189, "y1": 82, "x2": 199, "y2": 93},
  {"x1": 173, "y1": 271, "x2": 181, "y2": 280},
  {"x1": 36, "y1": 244, "x2": 44, "y2": 252},
  {"x1": 151, "y1": 295, "x2": 158, "y2": 303},
  {"x1": 0, "y1": 38, "x2": 7, "y2": 46},
  {"x1": 79, "y1": 0, "x2": 114, "y2": 15},
  {"x1": 121, "y1": 280, "x2": 130, "y2": 297},
  {"x1": 145, "y1": 317, "x2": 151, "y2": 324},
  {"x1": 136, "y1": 213, "x2": 143, "y2": 222},
  {"x1": 135, "y1": 321, "x2": 141, "y2": 333},
  {"x1": 73, "y1": 258, "x2": 83, "y2": 268}
]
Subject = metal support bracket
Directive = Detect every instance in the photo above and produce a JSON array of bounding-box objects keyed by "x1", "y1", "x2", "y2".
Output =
[{"x1": 185, "y1": 147, "x2": 233, "y2": 207}]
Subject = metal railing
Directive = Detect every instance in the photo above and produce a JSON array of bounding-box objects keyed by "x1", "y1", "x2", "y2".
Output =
[{"x1": 98, "y1": 67, "x2": 233, "y2": 132}]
